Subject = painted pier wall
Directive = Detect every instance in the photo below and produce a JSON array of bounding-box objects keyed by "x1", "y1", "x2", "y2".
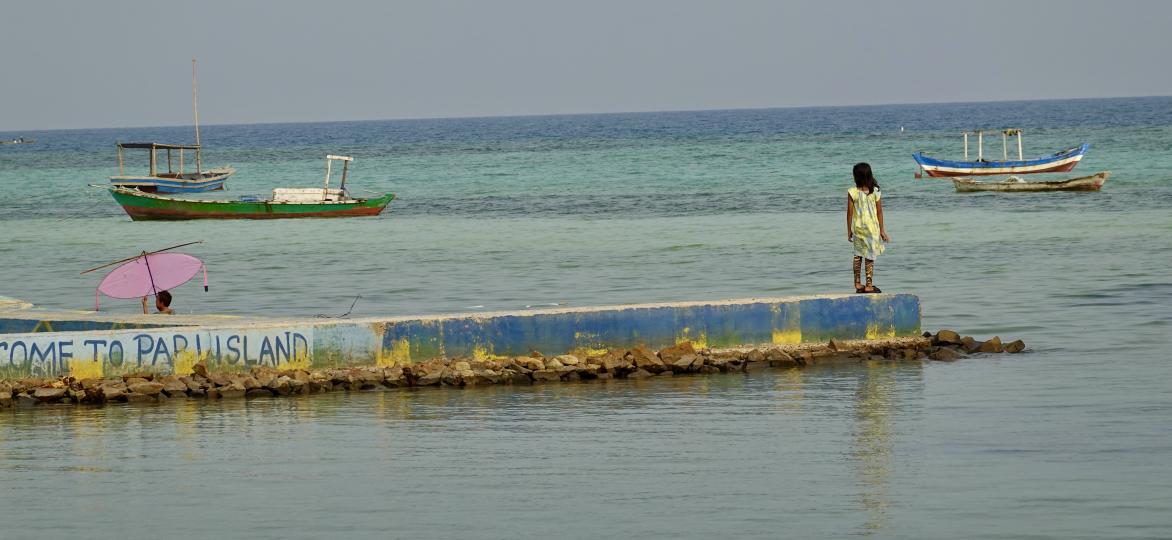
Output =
[{"x1": 0, "y1": 294, "x2": 920, "y2": 380}]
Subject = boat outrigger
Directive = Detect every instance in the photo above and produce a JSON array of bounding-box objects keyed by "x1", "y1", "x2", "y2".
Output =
[
  {"x1": 103, "y1": 155, "x2": 394, "y2": 220},
  {"x1": 914, "y1": 129, "x2": 1088, "y2": 177},
  {"x1": 951, "y1": 171, "x2": 1109, "y2": 193},
  {"x1": 107, "y1": 59, "x2": 234, "y2": 193}
]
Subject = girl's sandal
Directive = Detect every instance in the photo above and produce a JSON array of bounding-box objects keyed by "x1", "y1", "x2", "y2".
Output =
[
  {"x1": 865, "y1": 286, "x2": 882, "y2": 294},
  {"x1": 855, "y1": 285, "x2": 866, "y2": 294}
]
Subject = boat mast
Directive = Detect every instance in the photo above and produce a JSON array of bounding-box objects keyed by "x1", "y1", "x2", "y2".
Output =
[
  {"x1": 192, "y1": 57, "x2": 202, "y2": 173},
  {"x1": 963, "y1": 132, "x2": 969, "y2": 161}
]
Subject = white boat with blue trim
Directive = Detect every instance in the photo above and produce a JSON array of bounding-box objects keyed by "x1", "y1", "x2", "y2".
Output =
[
  {"x1": 914, "y1": 129, "x2": 1088, "y2": 177},
  {"x1": 109, "y1": 142, "x2": 234, "y2": 193}
]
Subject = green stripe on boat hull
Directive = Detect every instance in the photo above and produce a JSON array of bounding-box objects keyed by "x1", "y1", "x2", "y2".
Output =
[{"x1": 108, "y1": 188, "x2": 395, "y2": 221}]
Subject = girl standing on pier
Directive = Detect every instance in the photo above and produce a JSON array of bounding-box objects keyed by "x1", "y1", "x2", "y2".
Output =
[{"x1": 846, "y1": 163, "x2": 889, "y2": 293}]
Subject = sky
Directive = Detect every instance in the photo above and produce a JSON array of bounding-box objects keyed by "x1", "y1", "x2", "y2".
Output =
[{"x1": 2, "y1": 0, "x2": 1170, "y2": 130}]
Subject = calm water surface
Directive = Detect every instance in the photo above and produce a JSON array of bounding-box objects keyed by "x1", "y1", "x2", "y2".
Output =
[{"x1": 2, "y1": 98, "x2": 1171, "y2": 537}]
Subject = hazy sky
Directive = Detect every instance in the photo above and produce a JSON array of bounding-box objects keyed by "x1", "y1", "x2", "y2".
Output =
[{"x1": 2, "y1": 0, "x2": 1170, "y2": 130}]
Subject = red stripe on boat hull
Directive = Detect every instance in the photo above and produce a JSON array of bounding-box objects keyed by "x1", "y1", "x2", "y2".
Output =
[{"x1": 121, "y1": 205, "x2": 388, "y2": 221}]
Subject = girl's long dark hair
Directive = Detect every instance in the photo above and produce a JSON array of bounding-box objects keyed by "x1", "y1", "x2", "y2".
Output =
[{"x1": 853, "y1": 162, "x2": 880, "y2": 192}]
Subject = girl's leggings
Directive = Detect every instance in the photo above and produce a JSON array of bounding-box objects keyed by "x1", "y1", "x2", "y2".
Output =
[{"x1": 853, "y1": 256, "x2": 874, "y2": 286}]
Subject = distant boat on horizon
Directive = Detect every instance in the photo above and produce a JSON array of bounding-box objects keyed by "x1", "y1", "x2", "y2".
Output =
[{"x1": 0, "y1": 137, "x2": 35, "y2": 145}]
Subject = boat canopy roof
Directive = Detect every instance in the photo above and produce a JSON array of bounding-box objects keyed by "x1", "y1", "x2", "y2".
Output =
[
  {"x1": 115, "y1": 141, "x2": 206, "y2": 176},
  {"x1": 118, "y1": 142, "x2": 201, "y2": 150},
  {"x1": 960, "y1": 128, "x2": 1021, "y2": 135}
]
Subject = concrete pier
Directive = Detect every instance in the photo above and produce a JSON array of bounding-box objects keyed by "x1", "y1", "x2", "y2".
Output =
[{"x1": 0, "y1": 293, "x2": 920, "y2": 380}]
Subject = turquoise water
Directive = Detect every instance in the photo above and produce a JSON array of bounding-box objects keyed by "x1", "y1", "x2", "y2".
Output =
[{"x1": 2, "y1": 98, "x2": 1172, "y2": 537}]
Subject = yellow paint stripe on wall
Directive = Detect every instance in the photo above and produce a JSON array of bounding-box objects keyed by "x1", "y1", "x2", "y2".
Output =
[
  {"x1": 772, "y1": 328, "x2": 802, "y2": 345},
  {"x1": 865, "y1": 323, "x2": 896, "y2": 340},
  {"x1": 172, "y1": 348, "x2": 205, "y2": 376},
  {"x1": 572, "y1": 331, "x2": 610, "y2": 357},
  {"x1": 472, "y1": 345, "x2": 508, "y2": 362},
  {"x1": 68, "y1": 358, "x2": 103, "y2": 380},
  {"x1": 677, "y1": 327, "x2": 708, "y2": 349},
  {"x1": 386, "y1": 337, "x2": 412, "y2": 367},
  {"x1": 285, "y1": 349, "x2": 312, "y2": 370}
]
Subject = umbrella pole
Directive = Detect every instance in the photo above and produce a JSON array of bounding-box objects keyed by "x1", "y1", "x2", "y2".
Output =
[{"x1": 141, "y1": 251, "x2": 160, "y2": 296}]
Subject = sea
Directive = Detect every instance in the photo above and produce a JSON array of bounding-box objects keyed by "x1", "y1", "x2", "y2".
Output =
[{"x1": 1, "y1": 97, "x2": 1171, "y2": 538}]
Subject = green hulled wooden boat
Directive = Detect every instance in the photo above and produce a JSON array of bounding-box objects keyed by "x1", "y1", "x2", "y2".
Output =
[{"x1": 104, "y1": 155, "x2": 394, "y2": 221}]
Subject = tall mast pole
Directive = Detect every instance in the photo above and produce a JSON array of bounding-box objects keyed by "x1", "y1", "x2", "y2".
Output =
[{"x1": 192, "y1": 57, "x2": 202, "y2": 173}]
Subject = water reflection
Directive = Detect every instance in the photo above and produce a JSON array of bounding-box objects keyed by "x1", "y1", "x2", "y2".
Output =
[
  {"x1": 771, "y1": 368, "x2": 806, "y2": 414},
  {"x1": 852, "y1": 361, "x2": 896, "y2": 532},
  {"x1": 0, "y1": 363, "x2": 933, "y2": 538},
  {"x1": 849, "y1": 360, "x2": 921, "y2": 534}
]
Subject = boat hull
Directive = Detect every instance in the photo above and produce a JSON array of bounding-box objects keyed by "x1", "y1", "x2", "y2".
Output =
[
  {"x1": 951, "y1": 172, "x2": 1109, "y2": 192},
  {"x1": 108, "y1": 187, "x2": 395, "y2": 220},
  {"x1": 914, "y1": 143, "x2": 1088, "y2": 177},
  {"x1": 109, "y1": 167, "x2": 235, "y2": 193}
]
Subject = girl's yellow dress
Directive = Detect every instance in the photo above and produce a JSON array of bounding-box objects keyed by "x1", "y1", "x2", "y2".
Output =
[{"x1": 849, "y1": 187, "x2": 885, "y2": 259}]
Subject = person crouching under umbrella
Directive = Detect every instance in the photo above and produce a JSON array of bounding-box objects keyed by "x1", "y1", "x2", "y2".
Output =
[{"x1": 142, "y1": 290, "x2": 174, "y2": 315}]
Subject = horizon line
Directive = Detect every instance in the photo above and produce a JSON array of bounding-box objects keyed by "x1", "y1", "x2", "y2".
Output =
[{"x1": 5, "y1": 93, "x2": 1169, "y2": 134}]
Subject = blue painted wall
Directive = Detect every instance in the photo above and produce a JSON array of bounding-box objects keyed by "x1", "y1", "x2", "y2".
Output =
[{"x1": 380, "y1": 294, "x2": 917, "y2": 359}]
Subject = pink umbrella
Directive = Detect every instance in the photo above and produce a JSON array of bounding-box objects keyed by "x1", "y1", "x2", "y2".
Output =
[{"x1": 82, "y1": 242, "x2": 209, "y2": 311}]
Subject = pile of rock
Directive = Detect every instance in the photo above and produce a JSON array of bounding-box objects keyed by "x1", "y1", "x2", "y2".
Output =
[
  {"x1": 0, "y1": 333, "x2": 1024, "y2": 408},
  {"x1": 922, "y1": 329, "x2": 1026, "y2": 361},
  {"x1": 0, "y1": 365, "x2": 324, "y2": 408}
]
